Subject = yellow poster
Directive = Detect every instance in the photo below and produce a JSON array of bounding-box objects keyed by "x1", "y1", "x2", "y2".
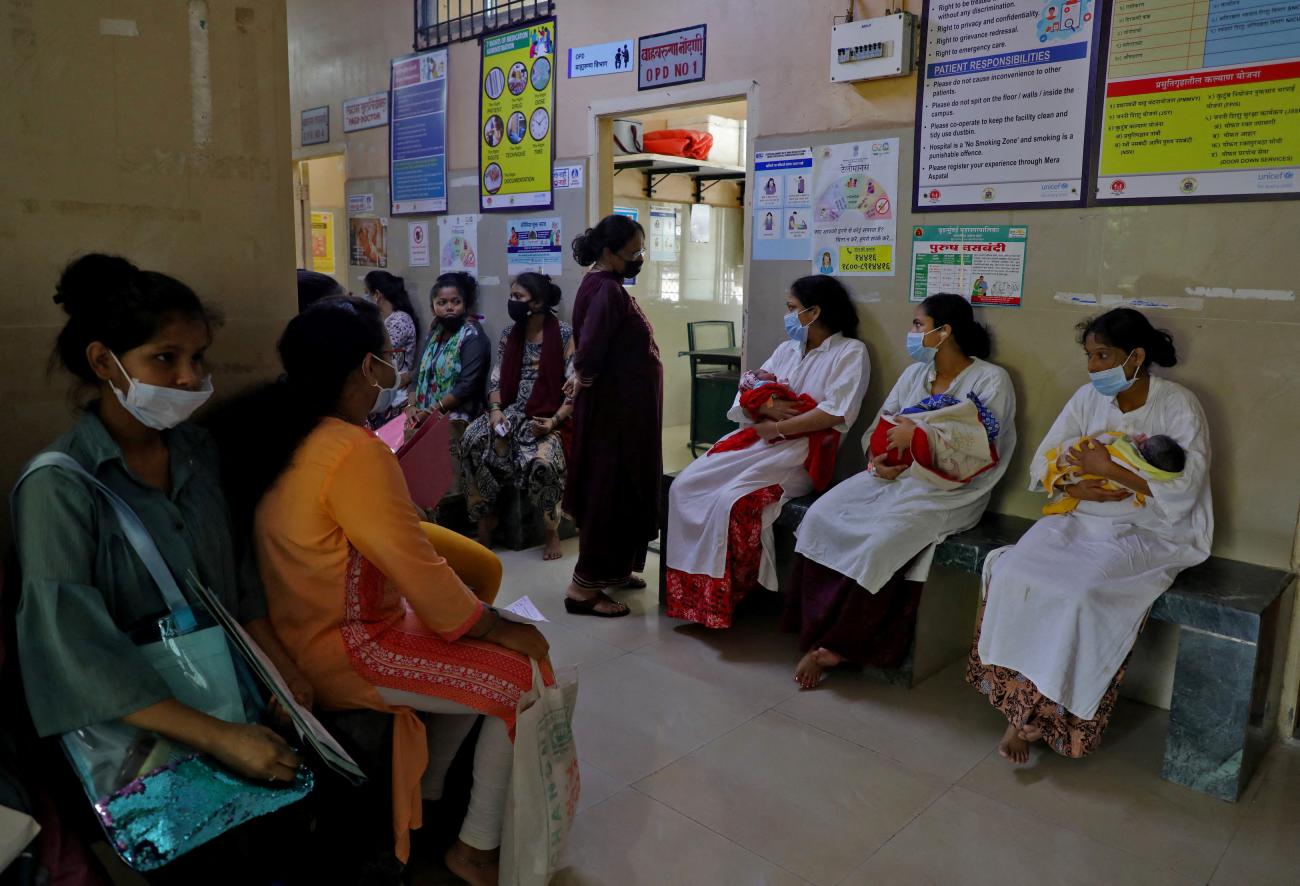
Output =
[
  {"x1": 480, "y1": 19, "x2": 555, "y2": 210},
  {"x1": 310, "y1": 210, "x2": 335, "y2": 274}
]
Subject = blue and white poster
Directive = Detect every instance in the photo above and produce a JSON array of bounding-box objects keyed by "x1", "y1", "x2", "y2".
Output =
[
  {"x1": 390, "y1": 49, "x2": 448, "y2": 214},
  {"x1": 567, "y1": 39, "x2": 635, "y2": 78},
  {"x1": 506, "y1": 217, "x2": 563, "y2": 275},
  {"x1": 752, "y1": 148, "x2": 814, "y2": 261}
]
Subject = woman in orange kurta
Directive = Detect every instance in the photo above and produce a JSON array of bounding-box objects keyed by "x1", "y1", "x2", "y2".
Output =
[{"x1": 235, "y1": 296, "x2": 550, "y2": 885}]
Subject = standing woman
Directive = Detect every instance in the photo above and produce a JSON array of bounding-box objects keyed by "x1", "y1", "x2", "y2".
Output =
[
  {"x1": 969, "y1": 308, "x2": 1211, "y2": 764},
  {"x1": 460, "y1": 273, "x2": 575, "y2": 560},
  {"x1": 786, "y1": 294, "x2": 1017, "y2": 687},
  {"x1": 665, "y1": 276, "x2": 870, "y2": 629},
  {"x1": 364, "y1": 270, "x2": 418, "y2": 425},
  {"x1": 562, "y1": 215, "x2": 663, "y2": 617}
]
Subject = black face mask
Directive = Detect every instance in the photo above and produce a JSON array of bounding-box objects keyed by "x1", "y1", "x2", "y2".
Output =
[
  {"x1": 439, "y1": 314, "x2": 465, "y2": 332},
  {"x1": 507, "y1": 300, "x2": 531, "y2": 323},
  {"x1": 622, "y1": 258, "x2": 644, "y2": 278}
]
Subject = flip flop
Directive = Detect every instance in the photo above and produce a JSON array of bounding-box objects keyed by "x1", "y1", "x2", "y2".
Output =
[
  {"x1": 564, "y1": 591, "x2": 631, "y2": 618},
  {"x1": 619, "y1": 576, "x2": 648, "y2": 590}
]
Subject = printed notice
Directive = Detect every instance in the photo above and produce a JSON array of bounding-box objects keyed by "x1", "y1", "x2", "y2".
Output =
[
  {"x1": 506, "y1": 217, "x2": 562, "y2": 275},
  {"x1": 910, "y1": 225, "x2": 1029, "y2": 307},
  {"x1": 753, "y1": 148, "x2": 815, "y2": 261},
  {"x1": 915, "y1": 0, "x2": 1102, "y2": 209},
  {"x1": 1097, "y1": 0, "x2": 1300, "y2": 202},
  {"x1": 811, "y1": 139, "x2": 899, "y2": 277},
  {"x1": 390, "y1": 50, "x2": 448, "y2": 214}
]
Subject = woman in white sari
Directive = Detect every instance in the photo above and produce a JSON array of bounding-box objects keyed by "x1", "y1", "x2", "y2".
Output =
[
  {"x1": 787, "y1": 294, "x2": 1017, "y2": 687},
  {"x1": 665, "y1": 276, "x2": 870, "y2": 629},
  {"x1": 969, "y1": 308, "x2": 1212, "y2": 764}
]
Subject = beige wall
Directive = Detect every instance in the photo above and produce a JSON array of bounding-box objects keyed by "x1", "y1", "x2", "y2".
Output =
[{"x1": 0, "y1": 0, "x2": 295, "y2": 541}]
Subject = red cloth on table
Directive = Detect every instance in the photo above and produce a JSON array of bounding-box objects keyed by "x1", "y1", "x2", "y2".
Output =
[
  {"x1": 643, "y1": 129, "x2": 714, "y2": 161},
  {"x1": 707, "y1": 383, "x2": 840, "y2": 491}
]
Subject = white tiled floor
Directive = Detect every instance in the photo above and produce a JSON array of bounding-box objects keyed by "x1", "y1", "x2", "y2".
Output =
[{"x1": 460, "y1": 540, "x2": 1300, "y2": 886}]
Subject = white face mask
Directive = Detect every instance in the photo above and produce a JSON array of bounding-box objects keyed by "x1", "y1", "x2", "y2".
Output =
[
  {"x1": 109, "y1": 353, "x2": 214, "y2": 430},
  {"x1": 367, "y1": 354, "x2": 402, "y2": 414}
]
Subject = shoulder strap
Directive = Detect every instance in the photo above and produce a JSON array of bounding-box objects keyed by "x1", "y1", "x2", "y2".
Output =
[{"x1": 13, "y1": 452, "x2": 189, "y2": 614}]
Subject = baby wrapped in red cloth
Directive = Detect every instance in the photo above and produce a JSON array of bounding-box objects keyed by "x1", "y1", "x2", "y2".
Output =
[
  {"x1": 707, "y1": 370, "x2": 840, "y2": 490},
  {"x1": 867, "y1": 391, "x2": 1001, "y2": 489}
]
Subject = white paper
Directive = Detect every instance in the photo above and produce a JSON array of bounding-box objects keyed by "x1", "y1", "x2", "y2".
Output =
[
  {"x1": 502, "y1": 595, "x2": 550, "y2": 623},
  {"x1": 408, "y1": 221, "x2": 430, "y2": 267},
  {"x1": 347, "y1": 193, "x2": 375, "y2": 214},
  {"x1": 689, "y1": 204, "x2": 711, "y2": 243},
  {"x1": 438, "y1": 213, "x2": 479, "y2": 276}
]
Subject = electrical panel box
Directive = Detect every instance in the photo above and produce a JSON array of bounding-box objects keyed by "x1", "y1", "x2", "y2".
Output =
[{"x1": 829, "y1": 13, "x2": 917, "y2": 83}]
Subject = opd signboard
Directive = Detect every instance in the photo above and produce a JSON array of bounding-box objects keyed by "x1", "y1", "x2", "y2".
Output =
[{"x1": 638, "y1": 24, "x2": 706, "y2": 90}]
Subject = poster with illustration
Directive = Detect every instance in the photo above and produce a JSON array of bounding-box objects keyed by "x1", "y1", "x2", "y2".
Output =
[
  {"x1": 506, "y1": 217, "x2": 562, "y2": 275},
  {"x1": 649, "y1": 205, "x2": 678, "y2": 262},
  {"x1": 909, "y1": 225, "x2": 1028, "y2": 307},
  {"x1": 390, "y1": 49, "x2": 448, "y2": 214},
  {"x1": 349, "y1": 217, "x2": 388, "y2": 268},
  {"x1": 810, "y1": 139, "x2": 898, "y2": 276},
  {"x1": 480, "y1": 19, "x2": 556, "y2": 211},
  {"x1": 310, "y1": 211, "x2": 335, "y2": 274},
  {"x1": 438, "y1": 214, "x2": 480, "y2": 276},
  {"x1": 752, "y1": 148, "x2": 814, "y2": 261}
]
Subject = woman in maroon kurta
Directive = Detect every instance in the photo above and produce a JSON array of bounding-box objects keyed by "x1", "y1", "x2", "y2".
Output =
[{"x1": 562, "y1": 215, "x2": 663, "y2": 617}]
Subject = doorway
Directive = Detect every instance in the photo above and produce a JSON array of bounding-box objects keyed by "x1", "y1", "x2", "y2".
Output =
[
  {"x1": 292, "y1": 154, "x2": 349, "y2": 292},
  {"x1": 596, "y1": 96, "x2": 750, "y2": 473}
]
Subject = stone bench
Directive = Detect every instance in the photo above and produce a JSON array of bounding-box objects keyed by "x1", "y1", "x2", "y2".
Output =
[{"x1": 658, "y1": 474, "x2": 1295, "y2": 802}]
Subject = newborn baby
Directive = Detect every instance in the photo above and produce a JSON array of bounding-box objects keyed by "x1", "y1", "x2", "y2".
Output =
[{"x1": 1042, "y1": 431, "x2": 1185, "y2": 515}]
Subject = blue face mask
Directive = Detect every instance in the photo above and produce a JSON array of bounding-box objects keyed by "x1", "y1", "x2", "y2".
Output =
[
  {"x1": 1089, "y1": 350, "x2": 1138, "y2": 397},
  {"x1": 784, "y1": 308, "x2": 812, "y2": 344},
  {"x1": 906, "y1": 328, "x2": 945, "y2": 364}
]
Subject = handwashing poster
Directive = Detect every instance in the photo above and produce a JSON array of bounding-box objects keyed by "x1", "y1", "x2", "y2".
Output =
[{"x1": 810, "y1": 139, "x2": 898, "y2": 276}]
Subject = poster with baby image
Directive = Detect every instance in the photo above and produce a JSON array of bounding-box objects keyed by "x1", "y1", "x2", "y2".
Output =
[
  {"x1": 437, "y1": 214, "x2": 479, "y2": 277},
  {"x1": 811, "y1": 139, "x2": 899, "y2": 276}
]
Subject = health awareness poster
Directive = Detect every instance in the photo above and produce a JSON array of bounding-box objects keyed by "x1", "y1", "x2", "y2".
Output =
[
  {"x1": 438, "y1": 214, "x2": 480, "y2": 277},
  {"x1": 506, "y1": 217, "x2": 562, "y2": 275},
  {"x1": 915, "y1": 0, "x2": 1103, "y2": 210},
  {"x1": 481, "y1": 20, "x2": 556, "y2": 211},
  {"x1": 753, "y1": 148, "x2": 814, "y2": 261},
  {"x1": 811, "y1": 139, "x2": 899, "y2": 276},
  {"x1": 310, "y1": 211, "x2": 335, "y2": 274},
  {"x1": 910, "y1": 225, "x2": 1028, "y2": 307},
  {"x1": 390, "y1": 49, "x2": 448, "y2": 214},
  {"x1": 1097, "y1": 0, "x2": 1300, "y2": 203}
]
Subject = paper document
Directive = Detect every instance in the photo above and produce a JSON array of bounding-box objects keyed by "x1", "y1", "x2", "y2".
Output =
[{"x1": 501, "y1": 595, "x2": 549, "y2": 623}]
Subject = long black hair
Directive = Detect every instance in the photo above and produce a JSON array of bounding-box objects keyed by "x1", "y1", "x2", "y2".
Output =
[
  {"x1": 52, "y1": 253, "x2": 217, "y2": 385},
  {"x1": 919, "y1": 293, "x2": 992, "y2": 359},
  {"x1": 513, "y1": 272, "x2": 562, "y2": 310},
  {"x1": 572, "y1": 214, "x2": 644, "y2": 266},
  {"x1": 1076, "y1": 308, "x2": 1177, "y2": 369},
  {"x1": 432, "y1": 271, "x2": 478, "y2": 313},
  {"x1": 364, "y1": 270, "x2": 416, "y2": 318},
  {"x1": 789, "y1": 275, "x2": 859, "y2": 340},
  {"x1": 209, "y1": 296, "x2": 385, "y2": 536}
]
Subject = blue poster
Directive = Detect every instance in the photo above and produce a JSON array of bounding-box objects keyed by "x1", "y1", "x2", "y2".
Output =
[
  {"x1": 390, "y1": 49, "x2": 448, "y2": 214},
  {"x1": 752, "y1": 148, "x2": 813, "y2": 261}
]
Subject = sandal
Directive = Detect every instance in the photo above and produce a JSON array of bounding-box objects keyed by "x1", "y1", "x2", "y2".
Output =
[
  {"x1": 619, "y1": 576, "x2": 648, "y2": 590},
  {"x1": 564, "y1": 591, "x2": 631, "y2": 618}
]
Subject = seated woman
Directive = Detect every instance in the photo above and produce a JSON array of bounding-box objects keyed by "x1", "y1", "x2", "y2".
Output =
[
  {"x1": 968, "y1": 308, "x2": 1211, "y2": 764},
  {"x1": 408, "y1": 272, "x2": 489, "y2": 455},
  {"x1": 665, "y1": 275, "x2": 870, "y2": 628},
  {"x1": 13, "y1": 255, "x2": 308, "y2": 877},
  {"x1": 364, "y1": 270, "x2": 418, "y2": 426},
  {"x1": 786, "y1": 294, "x2": 1017, "y2": 688},
  {"x1": 242, "y1": 296, "x2": 549, "y2": 885},
  {"x1": 460, "y1": 273, "x2": 575, "y2": 561}
]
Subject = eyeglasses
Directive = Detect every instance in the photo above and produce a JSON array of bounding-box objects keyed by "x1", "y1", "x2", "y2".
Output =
[{"x1": 619, "y1": 248, "x2": 646, "y2": 261}]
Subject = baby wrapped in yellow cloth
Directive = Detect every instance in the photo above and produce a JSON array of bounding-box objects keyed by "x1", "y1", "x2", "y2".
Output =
[{"x1": 1042, "y1": 431, "x2": 1185, "y2": 515}]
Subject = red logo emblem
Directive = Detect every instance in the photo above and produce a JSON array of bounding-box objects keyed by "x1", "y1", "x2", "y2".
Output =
[{"x1": 1110, "y1": 180, "x2": 1126, "y2": 194}]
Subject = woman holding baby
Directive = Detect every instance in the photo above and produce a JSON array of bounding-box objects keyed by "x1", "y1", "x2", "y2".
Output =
[
  {"x1": 664, "y1": 275, "x2": 870, "y2": 629},
  {"x1": 786, "y1": 294, "x2": 1018, "y2": 687},
  {"x1": 969, "y1": 307, "x2": 1212, "y2": 764}
]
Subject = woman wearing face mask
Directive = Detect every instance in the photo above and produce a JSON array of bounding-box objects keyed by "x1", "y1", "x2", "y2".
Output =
[
  {"x1": 409, "y1": 272, "x2": 489, "y2": 430},
  {"x1": 562, "y1": 214, "x2": 663, "y2": 617},
  {"x1": 786, "y1": 293, "x2": 1018, "y2": 688},
  {"x1": 460, "y1": 273, "x2": 574, "y2": 560},
  {"x1": 969, "y1": 308, "x2": 1210, "y2": 765},
  {"x1": 13, "y1": 254, "x2": 308, "y2": 876},
  {"x1": 232, "y1": 296, "x2": 551, "y2": 882},
  {"x1": 664, "y1": 276, "x2": 869, "y2": 629},
  {"x1": 364, "y1": 270, "x2": 418, "y2": 425}
]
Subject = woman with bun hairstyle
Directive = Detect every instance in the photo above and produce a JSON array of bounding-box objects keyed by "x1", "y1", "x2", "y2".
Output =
[
  {"x1": 460, "y1": 273, "x2": 575, "y2": 560},
  {"x1": 786, "y1": 294, "x2": 1018, "y2": 688},
  {"x1": 364, "y1": 270, "x2": 418, "y2": 423},
  {"x1": 12, "y1": 255, "x2": 309, "y2": 863},
  {"x1": 562, "y1": 214, "x2": 663, "y2": 617},
  {"x1": 969, "y1": 308, "x2": 1211, "y2": 764}
]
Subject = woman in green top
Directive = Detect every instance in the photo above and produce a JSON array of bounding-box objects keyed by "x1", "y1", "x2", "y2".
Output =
[{"x1": 13, "y1": 254, "x2": 307, "y2": 794}]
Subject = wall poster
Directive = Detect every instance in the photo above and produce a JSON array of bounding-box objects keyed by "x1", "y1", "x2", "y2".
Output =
[
  {"x1": 910, "y1": 225, "x2": 1029, "y2": 307},
  {"x1": 811, "y1": 138, "x2": 899, "y2": 276},
  {"x1": 438, "y1": 214, "x2": 480, "y2": 276},
  {"x1": 753, "y1": 148, "x2": 814, "y2": 261},
  {"x1": 506, "y1": 217, "x2": 562, "y2": 275},
  {"x1": 914, "y1": 0, "x2": 1103, "y2": 210},
  {"x1": 349, "y1": 217, "x2": 388, "y2": 268},
  {"x1": 480, "y1": 19, "x2": 556, "y2": 211},
  {"x1": 310, "y1": 211, "x2": 335, "y2": 274},
  {"x1": 1096, "y1": 0, "x2": 1300, "y2": 203},
  {"x1": 649, "y1": 205, "x2": 679, "y2": 262},
  {"x1": 390, "y1": 49, "x2": 448, "y2": 214}
]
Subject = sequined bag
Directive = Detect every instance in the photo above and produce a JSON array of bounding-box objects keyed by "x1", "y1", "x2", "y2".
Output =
[{"x1": 15, "y1": 454, "x2": 313, "y2": 872}]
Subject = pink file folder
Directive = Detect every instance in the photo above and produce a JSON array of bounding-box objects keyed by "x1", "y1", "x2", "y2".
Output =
[{"x1": 376, "y1": 413, "x2": 452, "y2": 510}]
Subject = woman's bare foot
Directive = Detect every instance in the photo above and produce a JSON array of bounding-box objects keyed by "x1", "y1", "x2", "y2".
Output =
[
  {"x1": 444, "y1": 840, "x2": 498, "y2": 886},
  {"x1": 793, "y1": 647, "x2": 843, "y2": 689},
  {"x1": 998, "y1": 722, "x2": 1030, "y2": 764},
  {"x1": 476, "y1": 516, "x2": 498, "y2": 549},
  {"x1": 542, "y1": 529, "x2": 563, "y2": 561},
  {"x1": 565, "y1": 582, "x2": 630, "y2": 616},
  {"x1": 1017, "y1": 723, "x2": 1043, "y2": 744}
]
